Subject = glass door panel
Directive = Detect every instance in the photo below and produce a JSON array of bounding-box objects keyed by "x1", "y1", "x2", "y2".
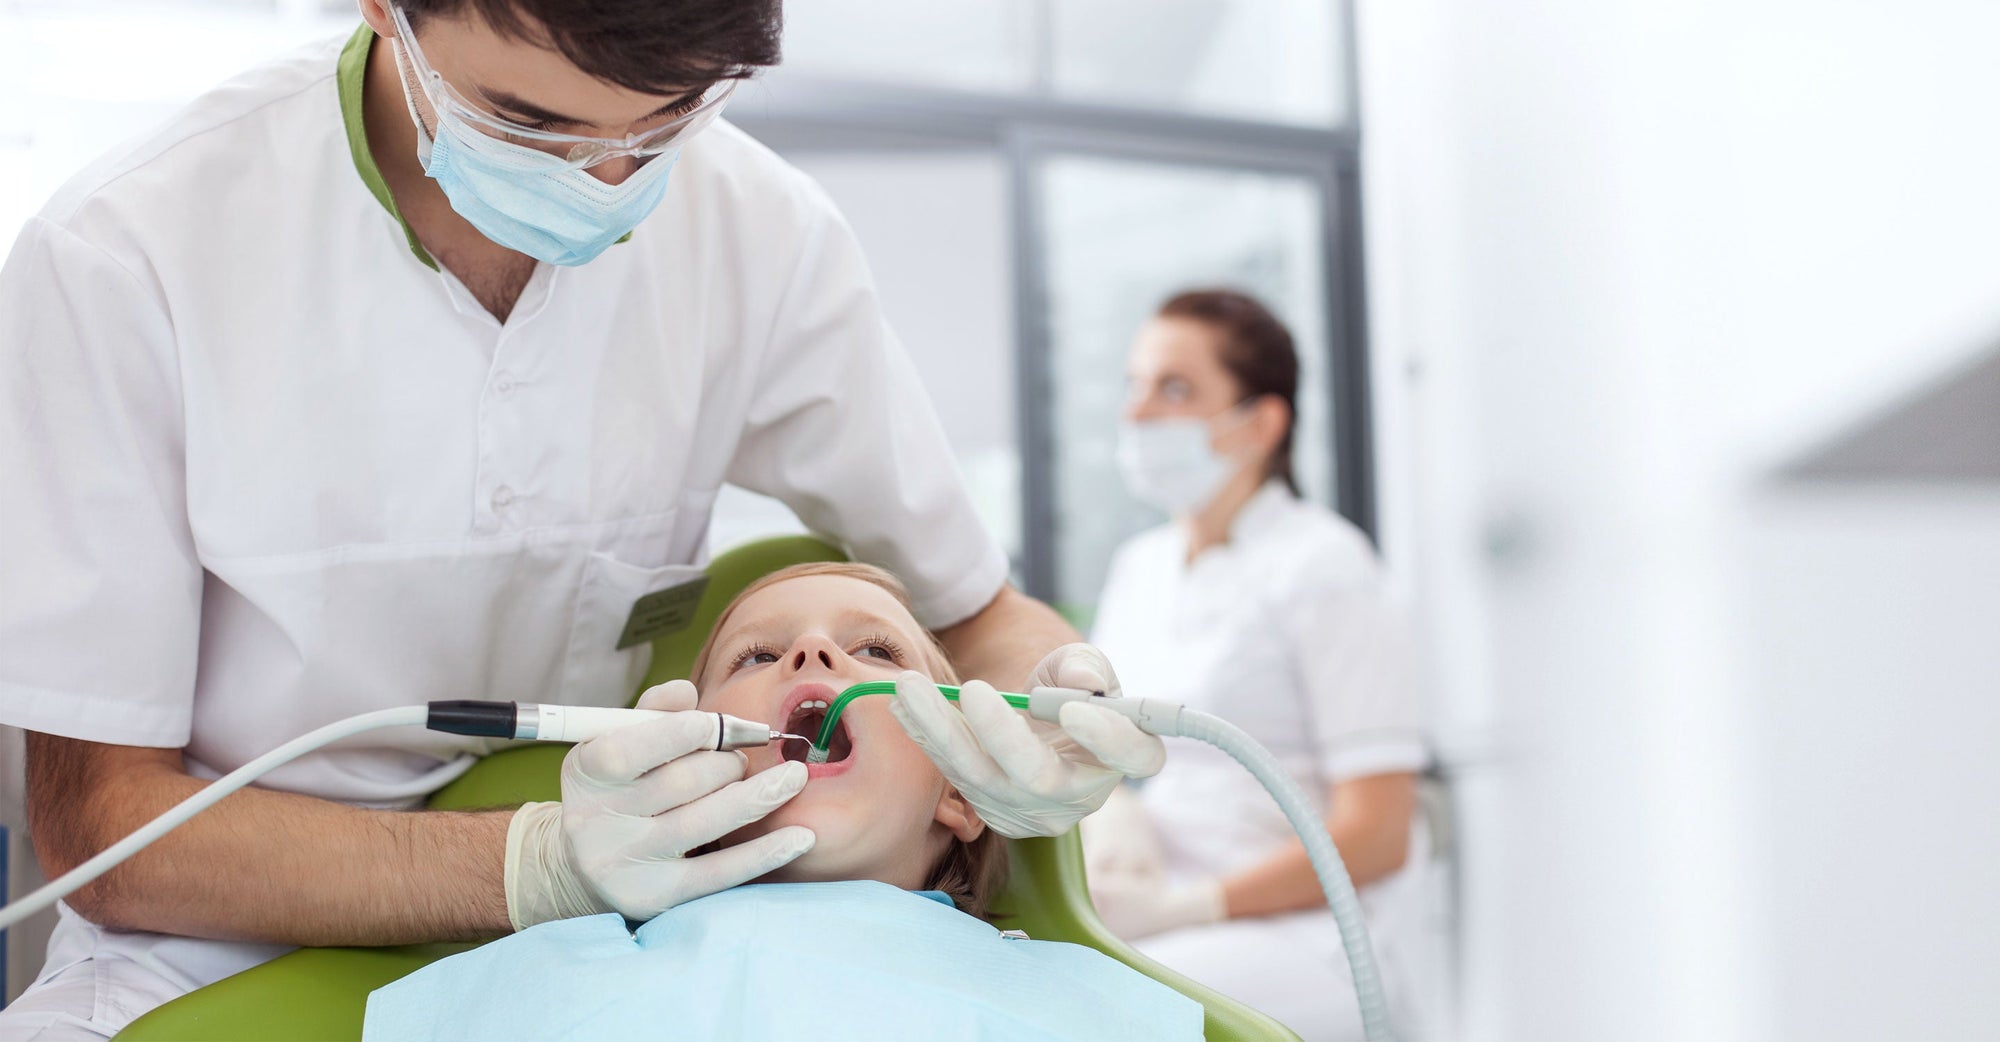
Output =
[{"x1": 1037, "y1": 154, "x2": 1333, "y2": 614}]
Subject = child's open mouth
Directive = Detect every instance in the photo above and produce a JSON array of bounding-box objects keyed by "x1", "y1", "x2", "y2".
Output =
[{"x1": 779, "y1": 695, "x2": 854, "y2": 766}]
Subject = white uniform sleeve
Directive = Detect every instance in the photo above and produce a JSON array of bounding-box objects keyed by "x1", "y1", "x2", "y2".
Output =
[
  {"x1": 0, "y1": 217, "x2": 200, "y2": 746},
  {"x1": 1284, "y1": 559, "x2": 1429, "y2": 783},
  {"x1": 725, "y1": 190, "x2": 1008, "y2": 630}
]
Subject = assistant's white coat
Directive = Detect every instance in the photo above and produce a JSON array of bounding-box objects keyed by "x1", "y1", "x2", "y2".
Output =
[{"x1": 1090, "y1": 482, "x2": 1429, "y2": 1037}]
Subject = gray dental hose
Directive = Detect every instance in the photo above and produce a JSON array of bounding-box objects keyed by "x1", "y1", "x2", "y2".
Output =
[
  {"x1": 0, "y1": 701, "x2": 788, "y2": 934},
  {"x1": 0, "y1": 694, "x2": 1397, "y2": 1040},
  {"x1": 1024, "y1": 688, "x2": 1398, "y2": 1042}
]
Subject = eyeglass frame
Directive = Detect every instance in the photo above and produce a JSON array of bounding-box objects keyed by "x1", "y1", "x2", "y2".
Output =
[{"x1": 388, "y1": 3, "x2": 737, "y2": 169}]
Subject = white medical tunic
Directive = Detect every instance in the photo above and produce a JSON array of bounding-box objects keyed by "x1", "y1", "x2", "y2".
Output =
[
  {"x1": 1089, "y1": 482, "x2": 1429, "y2": 1038},
  {"x1": 0, "y1": 28, "x2": 1006, "y2": 1036}
]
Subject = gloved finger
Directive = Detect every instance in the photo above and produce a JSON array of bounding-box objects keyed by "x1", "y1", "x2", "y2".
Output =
[
  {"x1": 571, "y1": 709, "x2": 730, "y2": 784},
  {"x1": 889, "y1": 672, "x2": 1008, "y2": 793},
  {"x1": 653, "y1": 760, "x2": 809, "y2": 853},
  {"x1": 1032, "y1": 643, "x2": 1123, "y2": 699},
  {"x1": 957, "y1": 679, "x2": 1067, "y2": 794},
  {"x1": 1059, "y1": 701, "x2": 1165, "y2": 779},
  {"x1": 611, "y1": 749, "x2": 748, "y2": 817},
  {"x1": 634, "y1": 678, "x2": 699, "y2": 712},
  {"x1": 672, "y1": 825, "x2": 816, "y2": 899}
]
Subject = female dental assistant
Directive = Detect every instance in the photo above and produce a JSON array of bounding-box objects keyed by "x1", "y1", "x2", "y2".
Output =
[
  {"x1": 1085, "y1": 290, "x2": 1429, "y2": 1040},
  {"x1": 0, "y1": 3, "x2": 1158, "y2": 1038}
]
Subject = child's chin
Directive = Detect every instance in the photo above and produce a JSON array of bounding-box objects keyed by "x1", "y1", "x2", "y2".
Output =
[{"x1": 756, "y1": 847, "x2": 840, "y2": 884}]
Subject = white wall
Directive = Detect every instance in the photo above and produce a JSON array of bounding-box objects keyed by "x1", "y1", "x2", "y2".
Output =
[
  {"x1": 1357, "y1": 1, "x2": 2000, "y2": 1039},
  {"x1": 0, "y1": 4, "x2": 352, "y2": 237}
]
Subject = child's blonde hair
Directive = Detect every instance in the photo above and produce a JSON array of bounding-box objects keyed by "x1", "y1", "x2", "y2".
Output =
[{"x1": 688, "y1": 561, "x2": 1010, "y2": 919}]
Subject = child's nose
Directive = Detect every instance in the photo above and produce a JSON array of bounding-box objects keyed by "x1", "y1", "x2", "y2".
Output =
[
  {"x1": 784, "y1": 635, "x2": 840, "y2": 674},
  {"x1": 789, "y1": 647, "x2": 834, "y2": 671}
]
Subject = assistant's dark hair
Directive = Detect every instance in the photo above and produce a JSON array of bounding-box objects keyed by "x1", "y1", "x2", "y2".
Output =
[
  {"x1": 1158, "y1": 288, "x2": 1302, "y2": 497},
  {"x1": 399, "y1": 0, "x2": 782, "y2": 95}
]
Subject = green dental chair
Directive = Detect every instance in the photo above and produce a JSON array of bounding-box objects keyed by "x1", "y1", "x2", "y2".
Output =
[{"x1": 116, "y1": 535, "x2": 1300, "y2": 1042}]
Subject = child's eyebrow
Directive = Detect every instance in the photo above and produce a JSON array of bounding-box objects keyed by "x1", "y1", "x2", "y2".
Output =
[
  {"x1": 831, "y1": 607, "x2": 906, "y2": 632},
  {"x1": 714, "y1": 613, "x2": 801, "y2": 647},
  {"x1": 712, "y1": 605, "x2": 921, "y2": 660},
  {"x1": 833, "y1": 608, "x2": 932, "y2": 654}
]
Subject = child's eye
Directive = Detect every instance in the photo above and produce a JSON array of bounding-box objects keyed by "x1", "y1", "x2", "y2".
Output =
[
  {"x1": 730, "y1": 645, "x2": 780, "y2": 672},
  {"x1": 852, "y1": 636, "x2": 905, "y2": 664}
]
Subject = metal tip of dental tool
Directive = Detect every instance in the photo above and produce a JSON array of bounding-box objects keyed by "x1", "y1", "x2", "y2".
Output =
[{"x1": 772, "y1": 731, "x2": 810, "y2": 744}]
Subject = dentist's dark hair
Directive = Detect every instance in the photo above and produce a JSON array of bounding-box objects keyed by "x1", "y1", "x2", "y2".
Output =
[
  {"x1": 396, "y1": 0, "x2": 782, "y2": 96},
  {"x1": 1157, "y1": 288, "x2": 1302, "y2": 497}
]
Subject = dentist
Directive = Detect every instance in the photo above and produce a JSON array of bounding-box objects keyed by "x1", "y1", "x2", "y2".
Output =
[
  {"x1": 0, "y1": 2, "x2": 1158, "y2": 1038},
  {"x1": 1085, "y1": 290, "x2": 1428, "y2": 1039}
]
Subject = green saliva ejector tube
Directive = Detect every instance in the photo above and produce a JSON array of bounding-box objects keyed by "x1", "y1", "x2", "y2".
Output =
[{"x1": 804, "y1": 680, "x2": 1031, "y2": 764}]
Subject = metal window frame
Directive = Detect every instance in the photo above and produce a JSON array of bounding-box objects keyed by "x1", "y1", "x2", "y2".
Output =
[{"x1": 731, "y1": 70, "x2": 1373, "y2": 601}]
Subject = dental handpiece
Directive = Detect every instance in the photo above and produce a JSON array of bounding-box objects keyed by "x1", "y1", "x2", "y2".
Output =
[
  {"x1": 425, "y1": 700, "x2": 806, "y2": 749},
  {"x1": 0, "y1": 701, "x2": 801, "y2": 935}
]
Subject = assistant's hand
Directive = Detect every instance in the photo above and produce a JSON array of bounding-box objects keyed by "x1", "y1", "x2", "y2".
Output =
[
  {"x1": 1080, "y1": 783, "x2": 1166, "y2": 882},
  {"x1": 888, "y1": 643, "x2": 1165, "y2": 839},
  {"x1": 1088, "y1": 872, "x2": 1225, "y2": 941},
  {"x1": 505, "y1": 680, "x2": 815, "y2": 929}
]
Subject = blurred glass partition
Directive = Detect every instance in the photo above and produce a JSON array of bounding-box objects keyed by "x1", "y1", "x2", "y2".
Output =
[
  {"x1": 781, "y1": 1, "x2": 1038, "y2": 94},
  {"x1": 1034, "y1": 155, "x2": 1336, "y2": 614},
  {"x1": 1048, "y1": 0, "x2": 1348, "y2": 125},
  {"x1": 776, "y1": 0, "x2": 1350, "y2": 127}
]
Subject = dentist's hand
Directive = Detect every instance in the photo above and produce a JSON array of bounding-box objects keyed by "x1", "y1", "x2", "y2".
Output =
[
  {"x1": 505, "y1": 679, "x2": 814, "y2": 929},
  {"x1": 889, "y1": 644, "x2": 1166, "y2": 839}
]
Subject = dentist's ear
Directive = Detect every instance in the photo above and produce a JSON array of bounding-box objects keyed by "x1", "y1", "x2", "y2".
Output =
[
  {"x1": 357, "y1": 0, "x2": 394, "y2": 37},
  {"x1": 933, "y1": 784, "x2": 987, "y2": 843}
]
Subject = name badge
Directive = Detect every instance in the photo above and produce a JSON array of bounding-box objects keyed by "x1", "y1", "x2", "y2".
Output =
[{"x1": 616, "y1": 576, "x2": 710, "y2": 650}]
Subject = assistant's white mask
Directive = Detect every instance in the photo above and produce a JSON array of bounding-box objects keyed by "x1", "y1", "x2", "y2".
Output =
[{"x1": 1114, "y1": 406, "x2": 1254, "y2": 515}]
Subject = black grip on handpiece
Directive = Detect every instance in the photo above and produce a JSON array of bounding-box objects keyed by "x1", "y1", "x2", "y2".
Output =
[{"x1": 426, "y1": 700, "x2": 519, "y2": 738}]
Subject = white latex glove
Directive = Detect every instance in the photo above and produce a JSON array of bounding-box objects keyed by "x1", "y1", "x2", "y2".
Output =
[
  {"x1": 505, "y1": 679, "x2": 815, "y2": 930},
  {"x1": 888, "y1": 643, "x2": 1166, "y2": 839},
  {"x1": 1088, "y1": 872, "x2": 1226, "y2": 941}
]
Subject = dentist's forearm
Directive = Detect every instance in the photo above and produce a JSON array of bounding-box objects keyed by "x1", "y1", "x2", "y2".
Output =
[
  {"x1": 937, "y1": 584, "x2": 1082, "y2": 692},
  {"x1": 27, "y1": 733, "x2": 514, "y2": 946}
]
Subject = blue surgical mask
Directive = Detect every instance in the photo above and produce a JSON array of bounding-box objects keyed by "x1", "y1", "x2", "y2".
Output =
[{"x1": 412, "y1": 117, "x2": 678, "y2": 267}]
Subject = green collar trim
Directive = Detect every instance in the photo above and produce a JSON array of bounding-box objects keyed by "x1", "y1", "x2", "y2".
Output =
[
  {"x1": 339, "y1": 24, "x2": 438, "y2": 270},
  {"x1": 337, "y1": 23, "x2": 636, "y2": 272}
]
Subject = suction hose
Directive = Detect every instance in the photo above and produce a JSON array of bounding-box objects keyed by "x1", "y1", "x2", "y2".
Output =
[
  {"x1": 0, "y1": 706, "x2": 428, "y2": 932},
  {"x1": 1171, "y1": 706, "x2": 1395, "y2": 1042},
  {"x1": 821, "y1": 682, "x2": 1400, "y2": 1041},
  {"x1": 0, "y1": 687, "x2": 1401, "y2": 1042},
  {"x1": 0, "y1": 701, "x2": 777, "y2": 932}
]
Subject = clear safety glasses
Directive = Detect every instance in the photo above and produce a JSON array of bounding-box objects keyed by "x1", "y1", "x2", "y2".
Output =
[{"x1": 388, "y1": 4, "x2": 736, "y2": 169}]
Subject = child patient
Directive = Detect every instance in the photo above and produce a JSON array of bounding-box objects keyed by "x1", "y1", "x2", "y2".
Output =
[{"x1": 364, "y1": 562, "x2": 1201, "y2": 1041}]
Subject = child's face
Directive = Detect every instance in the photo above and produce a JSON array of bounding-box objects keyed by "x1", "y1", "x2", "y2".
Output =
[{"x1": 696, "y1": 574, "x2": 983, "y2": 889}]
